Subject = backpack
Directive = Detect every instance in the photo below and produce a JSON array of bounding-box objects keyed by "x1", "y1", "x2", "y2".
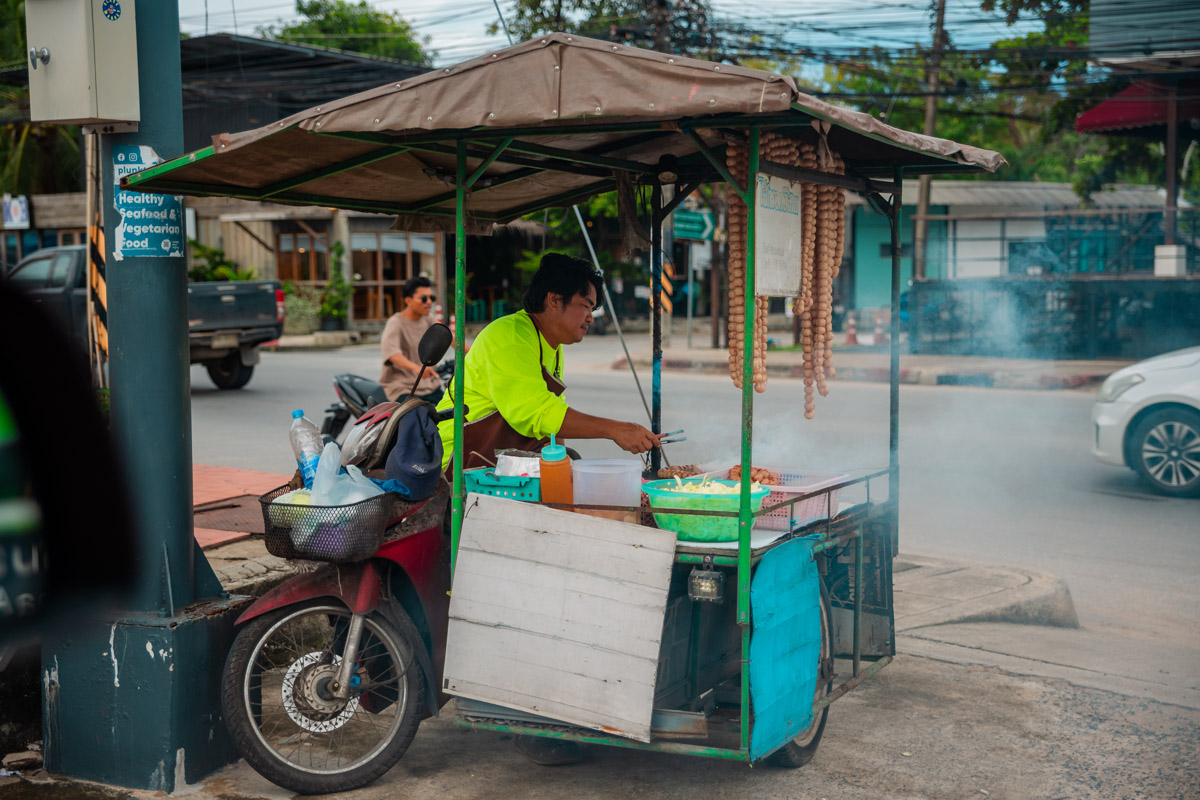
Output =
[{"x1": 340, "y1": 398, "x2": 443, "y2": 500}]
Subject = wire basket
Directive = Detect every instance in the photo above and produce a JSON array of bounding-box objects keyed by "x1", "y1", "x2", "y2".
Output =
[
  {"x1": 259, "y1": 484, "x2": 403, "y2": 563},
  {"x1": 697, "y1": 467, "x2": 848, "y2": 531}
]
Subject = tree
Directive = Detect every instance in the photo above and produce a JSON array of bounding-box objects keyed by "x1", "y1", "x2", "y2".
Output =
[
  {"x1": 0, "y1": 0, "x2": 81, "y2": 195},
  {"x1": 495, "y1": 0, "x2": 718, "y2": 56},
  {"x1": 258, "y1": 1, "x2": 433, "y2": 65}
]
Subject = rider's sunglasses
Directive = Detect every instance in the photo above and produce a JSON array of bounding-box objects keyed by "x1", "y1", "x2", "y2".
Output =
[{"x1": 416, "y1": 295, "x2": 434, "y2": 303}]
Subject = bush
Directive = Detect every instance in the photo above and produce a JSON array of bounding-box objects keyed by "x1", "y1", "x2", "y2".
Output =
[
  {"x1": 283, "y1": 283, "x2": 323, "y2": 335},
  {"x1": 188, "y1": 239, "x2": 257, "y2": 281}
]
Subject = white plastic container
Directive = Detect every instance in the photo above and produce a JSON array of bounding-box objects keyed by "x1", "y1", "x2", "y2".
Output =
[{"x1": 571, "y1": 459, "x2": 642, "y2": 522}]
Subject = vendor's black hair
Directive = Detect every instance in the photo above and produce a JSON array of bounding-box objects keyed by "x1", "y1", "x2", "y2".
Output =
[
  {"x1": 402, "y1": 275, "x2": 433, "y2": 299},
  {"x1": 522, "y1": 252, "x2": 603, "y2": 313}
]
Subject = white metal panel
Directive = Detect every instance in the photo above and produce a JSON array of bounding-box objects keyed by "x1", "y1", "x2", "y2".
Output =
[
  {"x1": 444, "y1": 493, "x2": 677, "y2": 742},
  {"x1": 26, "y1": 0, "x2": 96, "y2": 123},
  {"x1": 90, "y1": 0, "x2": 140, "y2": 123}
]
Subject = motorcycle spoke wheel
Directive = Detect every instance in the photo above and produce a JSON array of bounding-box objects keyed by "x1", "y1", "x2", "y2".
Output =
[{"x1": 223, "y1": 602, "x2": 423, "y2": 793}]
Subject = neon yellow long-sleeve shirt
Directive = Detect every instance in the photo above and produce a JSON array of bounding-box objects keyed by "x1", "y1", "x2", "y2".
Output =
[{"x1": 436, "y1": 310, "x2": 567, "y2": 469}]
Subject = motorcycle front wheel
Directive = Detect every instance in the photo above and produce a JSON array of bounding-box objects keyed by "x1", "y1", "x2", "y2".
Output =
[{"x1": 222, "y1": 601, "x2": 424, "y2": 794}]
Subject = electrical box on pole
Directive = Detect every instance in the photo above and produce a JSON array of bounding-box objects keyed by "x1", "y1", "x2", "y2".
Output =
[{"x1": 24, "y1": 0, "x2": 140, "y2": 126}]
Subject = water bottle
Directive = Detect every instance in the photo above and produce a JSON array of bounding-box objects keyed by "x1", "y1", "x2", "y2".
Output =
[{"x1": 289, "y1": 410, "x2": 322, "y2": 489}]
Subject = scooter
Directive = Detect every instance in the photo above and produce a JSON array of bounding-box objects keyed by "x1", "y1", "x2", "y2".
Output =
[
  {"x1": 222, "y1": 324, "x2": 457, "y2": 795},
  {"x1": 322, "y1": 359, "x2": 455, "y2": 443}
]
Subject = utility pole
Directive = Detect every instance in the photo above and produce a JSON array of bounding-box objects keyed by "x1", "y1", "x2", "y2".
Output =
[
  {"x1": 34, "y1": 2, "x2": 245, "y2": 791},
  {"x1": 913, "y1": 0, "x2": 947, "y2": 280}
]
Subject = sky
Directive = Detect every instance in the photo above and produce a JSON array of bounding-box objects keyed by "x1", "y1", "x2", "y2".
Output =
[{"x1": 175, "y1": 0, "x2": 1037, "y2": 68}]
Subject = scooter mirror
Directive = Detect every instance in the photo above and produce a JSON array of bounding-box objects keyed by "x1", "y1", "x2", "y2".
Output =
[{"x1": 418, "y1": 322, "x2": 454, "y2": 367}]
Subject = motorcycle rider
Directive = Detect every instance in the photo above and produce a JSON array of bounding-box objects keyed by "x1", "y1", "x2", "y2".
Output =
[{"x1": 380, "y1": 276, "x2": 444, "y2": 404}]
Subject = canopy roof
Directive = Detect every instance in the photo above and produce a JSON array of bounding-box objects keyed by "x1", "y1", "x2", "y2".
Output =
[
  {"x1": 125, "y1": 34, "x2": 1006, "y2": 230},
  {"x1": 1077, "y1": 80, "x2": 1200, "y2": 134}
]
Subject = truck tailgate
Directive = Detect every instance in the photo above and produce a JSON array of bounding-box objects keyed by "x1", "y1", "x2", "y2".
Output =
[{"x1": 188, "y1": 281, "x2": 280, "y2": 332}]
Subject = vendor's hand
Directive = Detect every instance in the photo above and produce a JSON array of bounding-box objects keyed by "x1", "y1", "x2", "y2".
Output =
[{"x1": 612, "y1": 422, "x2": 661, "y2": 455}]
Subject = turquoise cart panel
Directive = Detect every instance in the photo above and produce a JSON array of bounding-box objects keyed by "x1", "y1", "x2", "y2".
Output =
[{"x1": 749, "y1": 537, "x2": 820, "y2": 761}]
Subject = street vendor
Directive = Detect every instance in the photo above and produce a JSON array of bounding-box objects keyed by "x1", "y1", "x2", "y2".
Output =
[{"x1": 435, "y1": 252, "x2": 659, "y2": 473}]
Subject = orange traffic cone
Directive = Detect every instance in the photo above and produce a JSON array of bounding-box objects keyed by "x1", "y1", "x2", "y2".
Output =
[
  {"x1": 449, "y1": 314, "x2": 457, "y2": 339},
  {"x1": 874, "y1": 313, "x2": 888, "y2": 345},
  {"x1": 435, "y1": 304, "x2": 444, "y2": 324},
  {"x1": 845, "y1": 314, "x2": 858, "y2": 346}
]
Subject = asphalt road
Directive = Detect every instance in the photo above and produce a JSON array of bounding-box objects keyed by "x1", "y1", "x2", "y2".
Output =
[{"x1": 189, "y1": 335, "x2": 1199, "y2": 656}]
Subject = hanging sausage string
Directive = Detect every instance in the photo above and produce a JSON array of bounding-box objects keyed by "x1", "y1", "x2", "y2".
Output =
[{"x1": 724, "y1": 132, "x2": 845, "y2": 418}]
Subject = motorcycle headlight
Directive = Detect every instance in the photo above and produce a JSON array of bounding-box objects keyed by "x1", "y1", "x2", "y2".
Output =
[{"x1": 1097, "y1": 373, "x2": 1144, "y2": 403}]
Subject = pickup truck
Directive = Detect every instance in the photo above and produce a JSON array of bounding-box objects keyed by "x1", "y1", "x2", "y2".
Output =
[{"x1": 5, "y1": 245, "x2": 284, "y2": 390}]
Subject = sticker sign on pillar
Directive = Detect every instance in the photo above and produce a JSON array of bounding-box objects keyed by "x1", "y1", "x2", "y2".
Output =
[{"x1": 113, "y1": 145, "x2": 184, "y2": 261}]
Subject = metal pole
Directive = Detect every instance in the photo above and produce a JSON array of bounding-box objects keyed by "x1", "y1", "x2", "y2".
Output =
[
  {"x1": 913, "y1": 0, "x2": 947, "y2": 281},
  {"x1": 451, "y1": 140, "x2": 467, "y2": 574},
  {"x1": 651, "y1": 184, "x2": 663, "y2": 474},
  {"x1": 686, "y1": 243, "x2": 694, "y2": 349},
  {"x1": 738, "y1": 126, "x2": 759, "y2": 755},
  {"x1": 889, "y1": 168, "x2": 903, "y2": 539},
  {"x1": 102, "y1": 6, "x2": 194, "y2": 613},
  {"x1": 1165, "y1": 83, "x2": 1179, "y2": 246}
]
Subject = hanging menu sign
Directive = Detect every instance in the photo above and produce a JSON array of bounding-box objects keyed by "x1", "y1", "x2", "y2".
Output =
[
  {"x1": 753, "y1": 171, "x2": 804, "y2": 297},
  {"x1": 113, "y1": 145, "x2": 185, "y2": 261}
]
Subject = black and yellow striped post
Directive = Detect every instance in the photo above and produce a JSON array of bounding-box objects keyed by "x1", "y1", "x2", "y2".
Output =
[
  {"x1": 86, "y1": 206, "x2": 108, "y2": 382},
  {"x1": 652, "y1": 259, "x2": 675, "y2": 316}
]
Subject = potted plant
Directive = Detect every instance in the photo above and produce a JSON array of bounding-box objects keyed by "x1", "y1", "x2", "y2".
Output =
[{"x1": 319, "y1": 243, "x2": 354, "y2": 330}]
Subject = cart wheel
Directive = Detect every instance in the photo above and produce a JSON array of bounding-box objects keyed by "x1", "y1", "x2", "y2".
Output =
[{"x1": 768, "y1": 585, "x2": 831, "y2": 768}]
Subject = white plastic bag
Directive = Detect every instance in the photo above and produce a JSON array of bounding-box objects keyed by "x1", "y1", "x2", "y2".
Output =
[{"x1": 311, "y1": 442, "x2": 385, "y2": 506}]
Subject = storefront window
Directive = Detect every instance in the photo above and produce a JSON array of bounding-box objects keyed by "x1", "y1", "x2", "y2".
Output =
[
  {"x1": 276, "y1": 225, "x2": 330, "y2": 288},
  {"x1": 348, "y1": 231, "x2": 439, "y2": 322}
]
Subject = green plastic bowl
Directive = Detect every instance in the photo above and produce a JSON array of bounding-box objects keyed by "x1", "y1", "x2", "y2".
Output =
[{"x1": 642, "y1": 479, "x2": 769, "y2": 542}]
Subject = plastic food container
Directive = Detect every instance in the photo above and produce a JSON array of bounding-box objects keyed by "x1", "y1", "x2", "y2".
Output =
[
  {"x1": 464, "y1": 468, "x2": 539, "y2": 502},
  {"x1": 642, "y1": 478, "x2": 769, "y2": 542},
  {"x1": 571, "y1": 459, "x2": 643, "y2": 523}
]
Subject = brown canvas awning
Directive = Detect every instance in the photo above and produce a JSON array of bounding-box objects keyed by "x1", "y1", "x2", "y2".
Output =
[{"x1": 124, "y1": 33, "x2": 1006, "y2": 228}]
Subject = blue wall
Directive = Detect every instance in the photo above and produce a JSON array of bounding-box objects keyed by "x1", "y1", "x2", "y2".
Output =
[{"x1": 851, "y1": 205, "x2": 947, "y2": 309}]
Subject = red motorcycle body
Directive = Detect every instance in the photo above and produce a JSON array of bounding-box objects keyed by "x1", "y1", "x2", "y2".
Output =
[{"x1": 235, "y1": 488, "x2": 452, "y2": 711}]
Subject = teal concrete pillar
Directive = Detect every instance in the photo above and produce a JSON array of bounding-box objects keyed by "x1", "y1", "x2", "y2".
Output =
[{"x1": 41, "y1": 1, "x2": 247, "y2": 790}]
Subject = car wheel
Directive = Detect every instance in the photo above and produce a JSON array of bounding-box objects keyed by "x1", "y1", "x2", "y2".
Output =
[
  {"x1": 1129, "y1": 408, "x2": 1200, "y2": 498},
  {"x1": 206, "y1": 354, "x2": 254, "y2": 390}
]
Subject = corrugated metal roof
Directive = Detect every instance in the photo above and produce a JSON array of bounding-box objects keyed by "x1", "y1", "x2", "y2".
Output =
[
  {"x1": 928, "y1": 181, "x2": 1164, "y2": 208},
  {"x1": 848, "y1": 181, "x2": 1165, "y2": 209}
]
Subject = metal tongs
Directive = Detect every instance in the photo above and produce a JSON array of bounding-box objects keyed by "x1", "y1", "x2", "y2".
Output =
[{"x1": 642, "y1": 428, "x2": 686, "y2": 471}]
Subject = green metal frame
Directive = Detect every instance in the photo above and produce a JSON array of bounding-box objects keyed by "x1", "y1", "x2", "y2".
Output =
[
  {"x1": 118, "y1": 102, "x2": 981, "y2": 765},
  {"x1": 437, "y1": 120, "x2": 923, "y2": 763}
]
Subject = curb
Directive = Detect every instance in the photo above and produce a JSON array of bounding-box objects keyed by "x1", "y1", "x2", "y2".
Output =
[
  {"x1": 894, "y1": 554, "x2": 1079, "y2": 631},
  {"x1": 212, "y1": 551, "x2": 302, "y2": 597},
  {"x1": 615, "y1": 358, "x2": 1109, "y2": 391}
]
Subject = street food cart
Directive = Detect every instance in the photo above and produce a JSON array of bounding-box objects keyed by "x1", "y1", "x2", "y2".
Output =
[{"x1": 126, "y1": 33, "x2": 1003, "y2": 787}]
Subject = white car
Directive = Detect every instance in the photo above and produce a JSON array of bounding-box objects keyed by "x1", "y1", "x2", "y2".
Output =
[{"x1": 1092, "y1": 346, "x2": 1200, "y2": 497}]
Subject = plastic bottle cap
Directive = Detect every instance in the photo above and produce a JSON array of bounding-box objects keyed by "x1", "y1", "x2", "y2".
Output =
[
  {"x1": 292, "y1": 409, "x2": 304, "y2": 419},
  {"x1": 541, "y1": 434, "x2": 567, "y2": 462}
]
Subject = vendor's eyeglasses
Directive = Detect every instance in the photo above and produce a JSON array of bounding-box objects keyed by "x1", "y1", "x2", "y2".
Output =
[{"x1": 415, "y1": 295, "x2": 434, "y2": 303}]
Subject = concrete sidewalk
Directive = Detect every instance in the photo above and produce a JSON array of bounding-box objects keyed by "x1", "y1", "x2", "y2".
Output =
[
  {"x1": 263, "y1": 328, "x2": 1130, "y2": 391},
  {"x1": 618, "y1": 345, "x2": 1130, "y2": 391}
]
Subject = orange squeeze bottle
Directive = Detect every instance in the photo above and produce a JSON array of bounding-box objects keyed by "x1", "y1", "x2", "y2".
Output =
[{"x1": 539, "y1": 435, "x2": 573, "y2": 507}]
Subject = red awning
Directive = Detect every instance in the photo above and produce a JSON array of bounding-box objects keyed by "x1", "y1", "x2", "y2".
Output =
[{"x1": 1076, "y1": 80, "x2": 1200, "y2": 134}]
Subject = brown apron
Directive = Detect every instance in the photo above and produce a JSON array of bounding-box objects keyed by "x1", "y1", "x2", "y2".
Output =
[{"x1": 448, "y1": 316, "x2": 566, "y2": 476}]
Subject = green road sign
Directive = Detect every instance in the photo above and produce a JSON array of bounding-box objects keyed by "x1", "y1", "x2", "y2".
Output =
[{"x1": 673, "y1": 209, "x2": 715, "y2": 241}]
